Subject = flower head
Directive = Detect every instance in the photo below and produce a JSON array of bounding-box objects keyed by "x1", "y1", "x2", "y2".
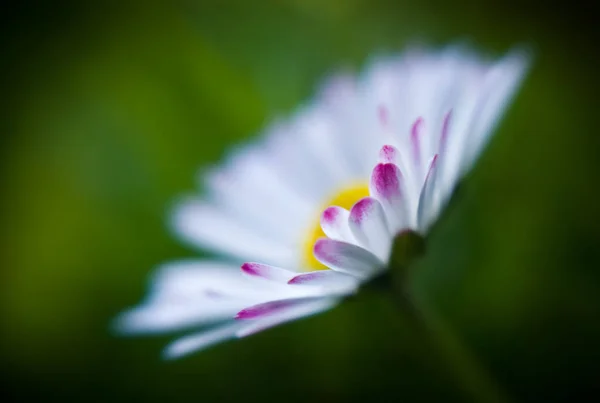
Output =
[{"x1": 114, "y1": 45, "x2": 528, "y2": 358}]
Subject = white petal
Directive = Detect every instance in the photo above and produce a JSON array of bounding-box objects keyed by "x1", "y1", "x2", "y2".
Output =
[
  {"x1": 320, "y1": 206, "x2": 355, "y2": 243},
  {"x1": 461, "y1": 50, "x2": 529, "y2": 175},
  {"x1": 378, "y1": 144, "x2": 401, "y2": 165},
  {"x1": 114, "y1": 260, "x2": 296, "y2": 334},
  {"x1": 436, "y1": 50, "x2": 529, "y2": 208},
  {"x1": 235, "y1": 298, "x2": 316, "y2": 320},
  {"x1": 417, "y1": 154, "x2": 440, "y2": 232},
  {"x1": 313, "y1": 238, "x2": 383, "y2": 279},
  {"x1": 262, "y1": 121, "x2": 336, "y2": 199},
  {"x1": 204, "y1": 166, "x2": 306, "y2": 241},
  {"x1": 162, "y1": 323, "x2": 241, "y2": 359},
  {"x1": 114, "y1": 299, "x2": 246, "y2": 335},
  {"x1": 147, "y1": 260, "x2": 268, "y2": 299},
  {"x1": 348, "y1": 197, "x2": 392, "y2": 261},
  {"x1": 236, "y1": 297, "x2": 340, "y2": 338},
  {"x1": 369, "y1": 163, "x2": 412, "y2": 231},
  {"x1": 240, "y1": 262, "x2": 296, "y2": 283},
  {"x1": 288, "y1": 270, "x2": 359, "y2": 296},
  {"x1": 205, "y1": 139, "x2": 328, "y2": 240},
  {"x1": 172, "y1": 198, "x2": 297, "y2": 267},
  {"x1": 293, "y1": 105, "x2": 356, "y2": 185}
]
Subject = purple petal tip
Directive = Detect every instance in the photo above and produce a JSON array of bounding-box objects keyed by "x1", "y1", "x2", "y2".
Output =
[
  {"x1": 313, "y1": 239, "x2": 339, "y2": 265},
  {"x1": 379, "y1": 145, "x2": 397, "y2": 163},
  {"x1": 288, "y1": 272, "x2": 324, "y2": 285},
  {"x1": 350, "y1": 197, "x2": 375, "y2": 223},
  {"x1": 322, "y1": 207, "x2": 339, "y2": 224},
  {"x1": 241, "y1": 262, "x2": 261, "y2": 277},
  {"x1": 411, "y1": 117, "x2": 424, "y2": 138},
  {"x1": 236, "y1": 300, "x2": 294, "y2": 320},
  {"x1": 372, "y1": 163, "x2": 402, "y2": 197}
]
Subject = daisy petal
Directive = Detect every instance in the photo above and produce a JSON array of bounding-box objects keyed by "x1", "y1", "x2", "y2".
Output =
[
  {"x1": 460, "y1": 51, "x2": 529, "y2": 176},
  {"x1": 410, "y1": 117, "x2": 424, "y2": 168},
  {"x1": 113, "y1": 260, "x2": 302, "y2": 335},
  {"x1": 236, "y1": 298, "x2": 319, "y2": 320},
  {"x1": 320, "y1": 206, "x2": 355, "y2": 242},
  {"x1": 313, "y1": 238, "x2": 383, "y2": 278},
  {"x1": 236, "y1": 297, "x2": 339, "y2": 338},
  {"x1": 172, "y1": 199, "x2": 296, "y2": 267},
  {"x1": 349, "y1": 197, "x2": 392, "y2": 261},
  {"x1": 369, "y1": 163, "x2": 410, "y2": 231},
  {"x1": 378, "y1": 144, "x2": 400, "y2": 164},
  {"x1": 241, "y1": 262, "x2": 295, "y2": 283},
  {"x1": 113, "y1": 262, "x2": 247, "y2": 334},
  {"x1": 114, "y1": 299, "x2": 246, "y2": 335},
  {"x1": 288, "y1": 270, "x2": 359, "y2": 295},
  {"x1": 417, "y1": 154, "x2": 440, "y2": 231},
  {"x1": 162, "y1": 323, "x2": 241, "y2": 360}
]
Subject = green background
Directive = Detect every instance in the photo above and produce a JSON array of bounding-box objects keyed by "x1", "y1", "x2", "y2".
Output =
[{"x1": 1, "y1": 1, "x2": 598, "y2": 402}]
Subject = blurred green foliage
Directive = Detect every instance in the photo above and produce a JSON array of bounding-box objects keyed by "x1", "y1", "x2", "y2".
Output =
[{"x1": 1, "y1": 1, "x2": 599, "y2": 402}]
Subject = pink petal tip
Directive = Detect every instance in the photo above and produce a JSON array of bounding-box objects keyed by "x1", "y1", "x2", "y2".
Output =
[
  {"x1": 379, "y1": 145, "x2": 398, "y2": 163},
  {"x1": 371, "y1": 163, "x2": 402, "y2": 198}
]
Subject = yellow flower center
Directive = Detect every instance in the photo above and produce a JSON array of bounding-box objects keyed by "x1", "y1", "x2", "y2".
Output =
[{"x1": 303, "y1": 183, "x2": 370, "y2": 271}]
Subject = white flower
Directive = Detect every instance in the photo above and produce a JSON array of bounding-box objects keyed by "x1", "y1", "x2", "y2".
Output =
[{"x1": 115, "y1": 45, "x2": 528, "y2": 359}]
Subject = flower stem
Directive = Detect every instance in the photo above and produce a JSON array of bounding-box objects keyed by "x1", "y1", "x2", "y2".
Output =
[
  {"x1": 392, "y1": 291, "x2": 515, "y2": 403},
  {"x1": 382, "y1": 230, "x2": 516, "y2": 403}
]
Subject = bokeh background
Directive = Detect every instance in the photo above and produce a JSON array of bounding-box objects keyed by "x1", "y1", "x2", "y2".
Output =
[{"x1": 1, "y1": 1, "x2": 599, "y2": 402}]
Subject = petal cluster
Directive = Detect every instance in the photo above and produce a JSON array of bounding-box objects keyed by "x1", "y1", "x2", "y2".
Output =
[
  {"x1": 115, "y1": 260, "x2": 356, "y2": 358},
  {"x1": 315, "y1": 144, "x2": 425, "y2": 277}
]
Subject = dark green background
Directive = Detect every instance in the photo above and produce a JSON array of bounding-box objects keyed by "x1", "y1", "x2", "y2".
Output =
[{"x1": 1, "y1": 1, "x2": 599, "y2": 402}]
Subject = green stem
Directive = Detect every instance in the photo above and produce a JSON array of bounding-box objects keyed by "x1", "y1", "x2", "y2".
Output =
[
  {"x1": 392, "y1": 290, "x2": 515, "y2": 403},
  {"x1": 382, "y1": 230, "x2": 515, "y2": 403}
]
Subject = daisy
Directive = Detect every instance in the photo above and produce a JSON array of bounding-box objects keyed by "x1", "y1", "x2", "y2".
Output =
[{"x1": 115, "y1": 45, "x2": 528, "y2": 359}]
